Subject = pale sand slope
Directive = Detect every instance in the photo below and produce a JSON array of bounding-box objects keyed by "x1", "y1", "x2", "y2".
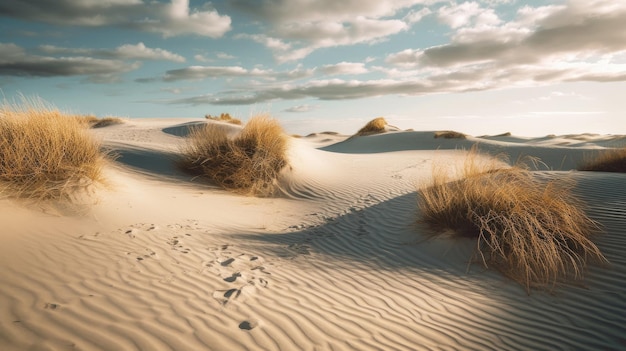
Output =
[{"x1": 1, "y1": 119, "x2": 625, "y2": 350}]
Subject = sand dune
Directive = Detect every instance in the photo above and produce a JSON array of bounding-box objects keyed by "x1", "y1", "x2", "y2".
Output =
[{"x1": 1, "y1": 119, "x2": 625, "y2": 350}]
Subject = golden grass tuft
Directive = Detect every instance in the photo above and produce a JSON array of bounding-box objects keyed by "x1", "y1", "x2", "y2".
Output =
[
  {"x1": 578, "y1": 148, "x2": 626, "y2": 173},
  {"x1": 91, "y1": 117, "x2": 125, "y2": 128},
  {"x1": 354, "y1": 117, "x2": 388, "y2": 137},
  {"x1": 434, "y1": 130, "x2": 467, "y2": 139},
  {"x1": 205, "y1": 113, "x2": 242, "y2": 125},
  {"x1": 417, "y1": 149, "x2": 606, "y2": 291},
  {"x1": 75, "y1": 115, "x2": 124, "y2": 128},
  {"x1": 180, "y1": 115, "x2": 289, "y2": 196},
  {"x1": 0, "y1": 97, "x2": 106, "y2": 201}
]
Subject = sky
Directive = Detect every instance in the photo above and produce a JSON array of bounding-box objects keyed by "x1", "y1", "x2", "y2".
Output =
[{"x1": 1, "y1": 0, "x2": 625, "y2": 136}]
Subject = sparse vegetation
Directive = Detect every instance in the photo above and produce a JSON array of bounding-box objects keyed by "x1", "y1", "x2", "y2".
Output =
[
  {"x1": 578, "y1": 148, "x2": 626, "y2": 173},
  {"x1": 417, "y1": 149, "x2": 606, "y2": 291},
  {"x1": 180, "y1": 115, "x2": 289, "y2": 196},
  {"x1": 91, "y1": 117, "x2": 124, "y2": 128},
  {"x1": 0, "y1": 97, "x2": 106, "y2": 201},
  {"x1": 76, "y1": 115, "x2": 124, "y2": 128},
  {"x1": 76, "y1": 115, "x2": 99, "y2": 126},
  {"x1": 205, "y1": 113, "x2": 242, "y2": 125},
  {"x1": 354, "y1": 117, "x2": 388, "y2": 137},
  {"x1": 434, "y1": 130, "x2": 467, "y2": 139}
]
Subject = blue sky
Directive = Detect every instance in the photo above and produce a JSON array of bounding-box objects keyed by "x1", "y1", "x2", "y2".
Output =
[{"x1": 1, "y1": 0, "x2": 625, "y2": 136}]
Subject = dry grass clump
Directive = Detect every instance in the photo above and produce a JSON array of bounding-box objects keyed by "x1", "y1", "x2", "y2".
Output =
[
  {"x1": 0, "y1": 98, "x2": 106, "y2": 201},
  {"x1": 75, "y1": 115, "x2": 124, "y2": 128},
  {"x1": 417, "y1": 150, "x2": 606, "y2": 291},
  {"x1": 180, "y1": 115, "x2": 289, "y2": 196},
  {"x1": 434, "y1": 130, "x2": 467, "y2": 139},
  {"x1": 578, "y1": 148, "x2": 626, "y2": 173},
  {"x1": 205, "y1": 113, "x2": 242, "y2": 125},
  {"x1": 354, "y1": 117, "x2": 388, "y2": 137},
  {"x1": 76, "y1": 114, "x2": 99, "y2": 126},
  {"x1": 91, "y1": 117, "x2": 124, "y2": 128}
]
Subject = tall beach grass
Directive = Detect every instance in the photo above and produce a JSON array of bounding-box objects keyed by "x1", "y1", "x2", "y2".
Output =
[
  {"x1": 180, "y1": 115, "x2": 289, "y2": 196},
  {"x1": 417, "y1": 148, "x2": 606, "y2": 291},
  {"x1": 578, "y1": 147, "x2": 626, "y2": 173},
  {"x1": 0, "y1": 97, "x2": 106, "y2": 201}
]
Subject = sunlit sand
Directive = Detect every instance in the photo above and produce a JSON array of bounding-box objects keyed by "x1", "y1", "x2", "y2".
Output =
[{"x1": 1, "y1": 117, "x2": 625, "y2": 350}]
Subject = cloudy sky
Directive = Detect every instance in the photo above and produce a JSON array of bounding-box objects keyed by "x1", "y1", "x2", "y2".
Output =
[{"x1": 1, "y1": 0, "x2": 625, "y2": 135}]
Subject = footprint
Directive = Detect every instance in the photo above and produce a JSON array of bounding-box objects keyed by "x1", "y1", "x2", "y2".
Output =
[
  {"x1": 44, "y1": 303, "x2": 60, "y2": 310},
  {"x1": 125, "y1": 229, "x2": 138, "y2": 238},
  {"x1": 213, "y1": 288, "x2": 241, "y2": 305},
  {"x1": 256, "y1": 278, "x2": 269, "y2": 288},
  {"x1": 251, "y1": 266, "x2": 270, "y2": 275},
  {"x1": 224, "y1": 272, "x2": 241, "y2": 283},
  {"x1": 239, "y1": 320, "x2": 259, "y2": 331},
  {"x1": 220, "y1": 258, "x2": 236, "y2": 267}
]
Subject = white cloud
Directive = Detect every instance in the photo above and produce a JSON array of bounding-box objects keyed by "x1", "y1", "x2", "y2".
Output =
[
  {"x1": 437, "y1": 2, "x2": 501, "y2": 29},
  {"x1": 194, "y1": 54, "x2": 212, "y2": 63},
  {"x1": 234, "y1": 0, "x2": 435, "y2": 62},
  {"x1": 285, "y1": 104, "x2": 316, "y2": 113},
  {"x1": 115, "y1": 43, "x2": 185, "y2": 62},
  {"x1": 163, "y1": 66, "x2": 250, "y2": 81},
  {"x1": 270, "y1": 17, "x2": 409, "y2": 63},
  {"x1": 238, "y1": 34, "x2": 292, "y2": 51},
  {"x1": 479, "y1": 0, "x2": 515, "y2": 6},
  {"x1": 404, "y1": 8, "x2": 433, "y2": 24},
  {"x1": 39, "y1": 42, "x2": 185, "y2": 62},
  {"x1": 168, "y1": 59, "x2": 626, "y2": 106},
  {"x1": 387, "y1": 0, "x2": 626, "y2": 70},
  {"x1": 154, "y1": 65, "x2": 315, "y2": 82},
  {"x1": 217, "y1": 52, "x2": 236, "y2": 60},
  {"x1": 0, "y1": 0, "x2": 231, "y2": 38},
  {"x1": 320, "y1": 62, "x2": 369, "y2": 76},
  {"x1": 163, "y1": 1, "x2": 626, "y2": 106}
]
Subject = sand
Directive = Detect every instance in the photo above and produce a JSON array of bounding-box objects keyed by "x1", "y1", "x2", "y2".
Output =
[{"x1": 1, "y1": 118, "x2": 625, "y2": 350}]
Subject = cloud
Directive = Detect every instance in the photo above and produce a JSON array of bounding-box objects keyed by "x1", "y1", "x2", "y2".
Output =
[
  {"x1": 320, "y1": 62, "x2": 368, "y2": 75},
  {"x1": 387, "y1": 1, "x2": 626, "y2": 70},
  {"x1": 238, "y1": 34, "x2": 292, "y2": 51},
  {"x1": 233, "y1": 0, "x2": 433, "y2": 62},
  {"x1": 162, "y1": 1, "x2": 626, "y2": 107},
  {"x1": 216, "y1": 52, "x2": 236, "y2": 60},
  {"x1": 168, "y1": 78, "x2": 432, "y2": 106},
  {"x1": 163, "y1": 66, "x2": 251, "y2": 81},
  {"x1": 437, "y1": 2, "x2": 501, "y2": 29},
  {"x1": 144, "y1": 65, "x2": 315, "y2": 82},
  {"x1": 232, "y1": 0, "x2": 432, "y2": 23},
  {"x1": 284, "y1": 104, "x2": 316, "y2": 113},
  {"x1": 167, "y1": 59, "x2": 626, "y2": 106},
  {"x1": 0, "y1": 0, "x2": 231, "y2": 38},
  {"x1": 256, "y1": 18, "x2": 410, "y2": 63},
  {"x1": 38, "y1": 42, "x2": 185, "y2": 62},
  {"x1": 0, "y1": 42, "x2": 139, "y2": 80},
  {"x1": 404, "y1": 7, "x2": 433, "y2": 24}
]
